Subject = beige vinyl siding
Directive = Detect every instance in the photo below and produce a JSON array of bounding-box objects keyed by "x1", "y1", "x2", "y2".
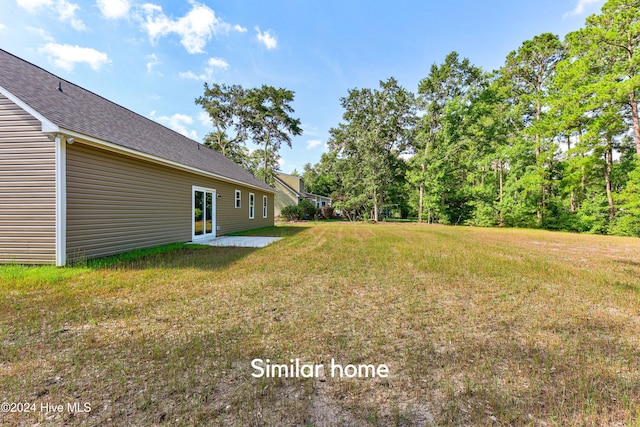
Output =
[
  {"x1": 66, "y1": 142, "x2": 273, "y2": 261},
  {"x1": 220, "y1": 186, "x2": 272, "y2": 232},
  {"x1": 274, "y1": 179, "x2": 298, "y2": 217},
  {"x1": 278, "y1": 174, "x2": 303, "y2": 192},
  {"x1": 0, "y1": 94, "x2": 56, "y2": 264}
]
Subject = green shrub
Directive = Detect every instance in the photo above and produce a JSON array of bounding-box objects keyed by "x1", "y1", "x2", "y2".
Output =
[
  {"x1": 281, "y1": 205, "x2": 302, "y2": 221},
  {"x1": 611, "y1": 212, "x2": 640, "y2": 237},
  {"x1": 611, "y1": 165, "x2": 640, "y2": 237},
  {"x1": 298, "y1": 199, "x2": 317, "y2": 219},
  {"x1": 319, "y1": 205, "x2": 334, "y2": 219}
]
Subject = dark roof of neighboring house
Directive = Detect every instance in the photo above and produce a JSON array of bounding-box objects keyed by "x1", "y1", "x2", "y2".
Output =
[{"x1": 0, "y1": 49, "x2": 273, "y2": 192}]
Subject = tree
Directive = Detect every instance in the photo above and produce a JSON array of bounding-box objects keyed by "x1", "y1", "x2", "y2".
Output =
[
  {"x1": 245, "y1": 86, "x2": 303, "y2": 185},
  {"x1": 196, "y1": 83, "x2": 302, "y2": 185},
  {"x1": 499, "y1": 33, "x2": 565, "y2": 224},
  {"x1": 196, "y1": 83, "x2": 250, "y2": 166},
  {"x1": 302, "y1": 151, "x2": 340, "y2": 197},
  {"x1": 410, "y1": 51, "x2": 483, "y2": 223},
  {"x1": 202, "y1": 130, "x2": 250, "y2": 168},
  {"x1": 580, "y1": 0, "x2": 640, "y2": 157},
  {"x1": 502, "y1": 33, "x2": 564, "y2": 158},
  {"x1": 613, "y1": 160, "x2": 640, "y2": 236},
  {"x1": 550, "y1": 0, "x2": 640, "y2": 230},
  {"x1": 329, "y1": 78, "x2": 415, "y2": 221},
  {"x1": 546, "y1": 45, "x2": 595, "y2": 217},
  {"x1": 460, "y1": 75, "x2": 522, "y2": 226},
  {"x1": 247, "y1": 148, "x2": 280, "y2": 183}
]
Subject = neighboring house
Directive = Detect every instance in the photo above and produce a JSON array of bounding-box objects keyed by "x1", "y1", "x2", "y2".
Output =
[
  {"x1": 274, "y1": 173, "x2": 331, "y2": 217},
  {"x1": 0, "y1": 49, "x2": 274, "y2": 266}
]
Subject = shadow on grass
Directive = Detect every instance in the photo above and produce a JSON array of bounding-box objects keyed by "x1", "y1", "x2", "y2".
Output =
[
  {"x1": 78, "y1": 225, "x2": 310, "y2": 272},
  {"x1": 611, "y1": 280, "x2": 640, "y2": 293},
  {"x1": 615, "y1": 259, "x2": 640, "y2": 268},
  {"x1": 84, "y1": 244, "x2": 256, "y2": 272},
  {"x1": 0, "y1": 226, "x2": 311, "y2": 286},
  {"x1": 225, "y1": 225, "x2": 310, "y2": 237}
]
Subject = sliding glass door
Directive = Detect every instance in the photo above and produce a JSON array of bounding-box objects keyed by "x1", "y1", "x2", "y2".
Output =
[{"x1": 193, "y1": 186, "x2": 216, "y2": 240}]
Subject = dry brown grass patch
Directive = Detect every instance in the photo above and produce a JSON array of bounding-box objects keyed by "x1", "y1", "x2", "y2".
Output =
[{"x1": 1, "y1": 223, "x2": 639, "y2": 425}]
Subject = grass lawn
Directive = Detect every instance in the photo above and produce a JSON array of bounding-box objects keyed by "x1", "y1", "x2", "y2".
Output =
[{"x1": 1, "y1": 223, "x2": 639, "y2": 426}]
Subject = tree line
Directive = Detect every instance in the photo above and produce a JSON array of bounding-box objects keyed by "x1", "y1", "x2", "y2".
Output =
[
  {"x1": 300, "y1": 0, "x2": 640, "y2": 236},
  {"x1": 197, "y1": 0, "x2": 639, "y2": 236}
]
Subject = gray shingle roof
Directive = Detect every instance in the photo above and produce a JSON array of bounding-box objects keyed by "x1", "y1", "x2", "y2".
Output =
[{"x1": 0, "y1": 49, "x2": 273, "y2": 192}]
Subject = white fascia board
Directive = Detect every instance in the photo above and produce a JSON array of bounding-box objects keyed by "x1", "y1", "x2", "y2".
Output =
[
  {"x1": 58, "y1": 128, "x2": 276, "y2": 194},
  {"x1": 0, "y1": 86, "x2": 59, "y2": 132}
]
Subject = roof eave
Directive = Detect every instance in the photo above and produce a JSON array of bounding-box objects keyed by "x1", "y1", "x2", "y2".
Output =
[
  {"x1": 59, "y1": 128, "x2": 275, "y2": 193},
  {"x1": 304, "y1": 192, "x2": 331, "y2": 200},
  {"x1": 0, "y1": 85, "x2": 274, "y2": 193}
]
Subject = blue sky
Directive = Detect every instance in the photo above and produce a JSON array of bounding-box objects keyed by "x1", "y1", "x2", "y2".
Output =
[{"x1": 0, "y1": 0, "x2": 605, "y2": 174}]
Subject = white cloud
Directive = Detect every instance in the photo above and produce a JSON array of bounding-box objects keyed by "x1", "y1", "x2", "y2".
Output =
[
  {"x1": 97, "y1": 0, "x2": 130, "y2": 19},
  {"x1": 149, "y1": 111, "x2": 198, "y2": 140},
  {"x1": 145, "y1": 53, "x2": 161, "y2": 73},
  {"x1": 39, "y1": 43, "x2": 111, "y2": 71},
  {"x1": 17, "y1": 0, "x2": 86, "y2": 30},
  {"x1": 27, "y1": 26, "x2": 55, "y2": 41},
  {"x1": 233, "y1": 24, "x2": 247, "y2": 33},
  {"x1": 0, "y1": 23, "x2": 5, "y2": 31},
  {"x1": 179, "y1": 56, "x2": 229, "y2": 81},
  {"x1": 16, "y1": 0, "x2": 53, "y2": 12},
  {"x1": 141, "y1": 3, "x2": 161, "y2": 14},
  {"x1": 178, "y1": 70, "x2": 201, "y2": 80},
  {"x1": 564, "y1": 0, "x2": 603, "y2": 17},
  {"x1": 206, "y1": 57, "x2": 229, "y2": 69},
  {"x1": 198, "y1": 111, "x2": 210, "y2": 126},
  {"x1": 255, "y1": 26, "x2": 277, "y2": 50},
  {"x1": 57, "y1": 0, "x2": 86, "y2": 30},
  {"x1": 141, "y1": 1, "x2": 244, "y2": 54},
  {"x1": 301, "y1": 123, "x2": 321, "y2": 137},
  {"x1": 278, "y1": 158, "x2": 285, "y2": 167},
  {"x1": 306, "y1": 139, "x2": 322, "y2": 150}
]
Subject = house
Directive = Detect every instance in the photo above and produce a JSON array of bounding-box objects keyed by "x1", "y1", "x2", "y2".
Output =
[
  {"x1": 0, "y1": 49, "x2": 274, "y2": 266},
  {"x1": 274, "y1": 173, "x2": 331, "y2": 217}
]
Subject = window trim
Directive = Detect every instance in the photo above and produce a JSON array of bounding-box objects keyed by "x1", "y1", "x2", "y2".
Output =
[
  {"x1": 262, "y1": 195, "x2": 268, "y2": 218},
  {"x1": 234, "y1": 189, "x2": 241, "y2": 209},
  {"x1": 249, "y1": 192, "x2": 255, "y2": 219},
  {"x1": 192, "y1": 185, "x2": 216, "y2": 241}
]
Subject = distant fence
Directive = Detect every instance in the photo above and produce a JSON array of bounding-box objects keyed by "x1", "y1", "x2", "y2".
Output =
[{"x1": 382, "y1": 217, "x2": 419, "y2": 223}]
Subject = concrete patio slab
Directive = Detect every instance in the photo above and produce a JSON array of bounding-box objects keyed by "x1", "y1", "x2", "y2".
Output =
[{"x1": 192, "y1": 236, "x2": 283, "y2": 248}]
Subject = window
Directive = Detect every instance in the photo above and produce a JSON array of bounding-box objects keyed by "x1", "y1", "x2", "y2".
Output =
[
  {"x1": 249, "y1": 192, "x2": 255, "y2": 219},
  {"x1": 263, "y1": 195, "x2": 268, "y2": 218},
  {"x1": 235, "y1": 190, "x2": 241, "y2": 208},
  {"x1": 321, "y1": 201, "x2": 326, "y2": 207}
]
